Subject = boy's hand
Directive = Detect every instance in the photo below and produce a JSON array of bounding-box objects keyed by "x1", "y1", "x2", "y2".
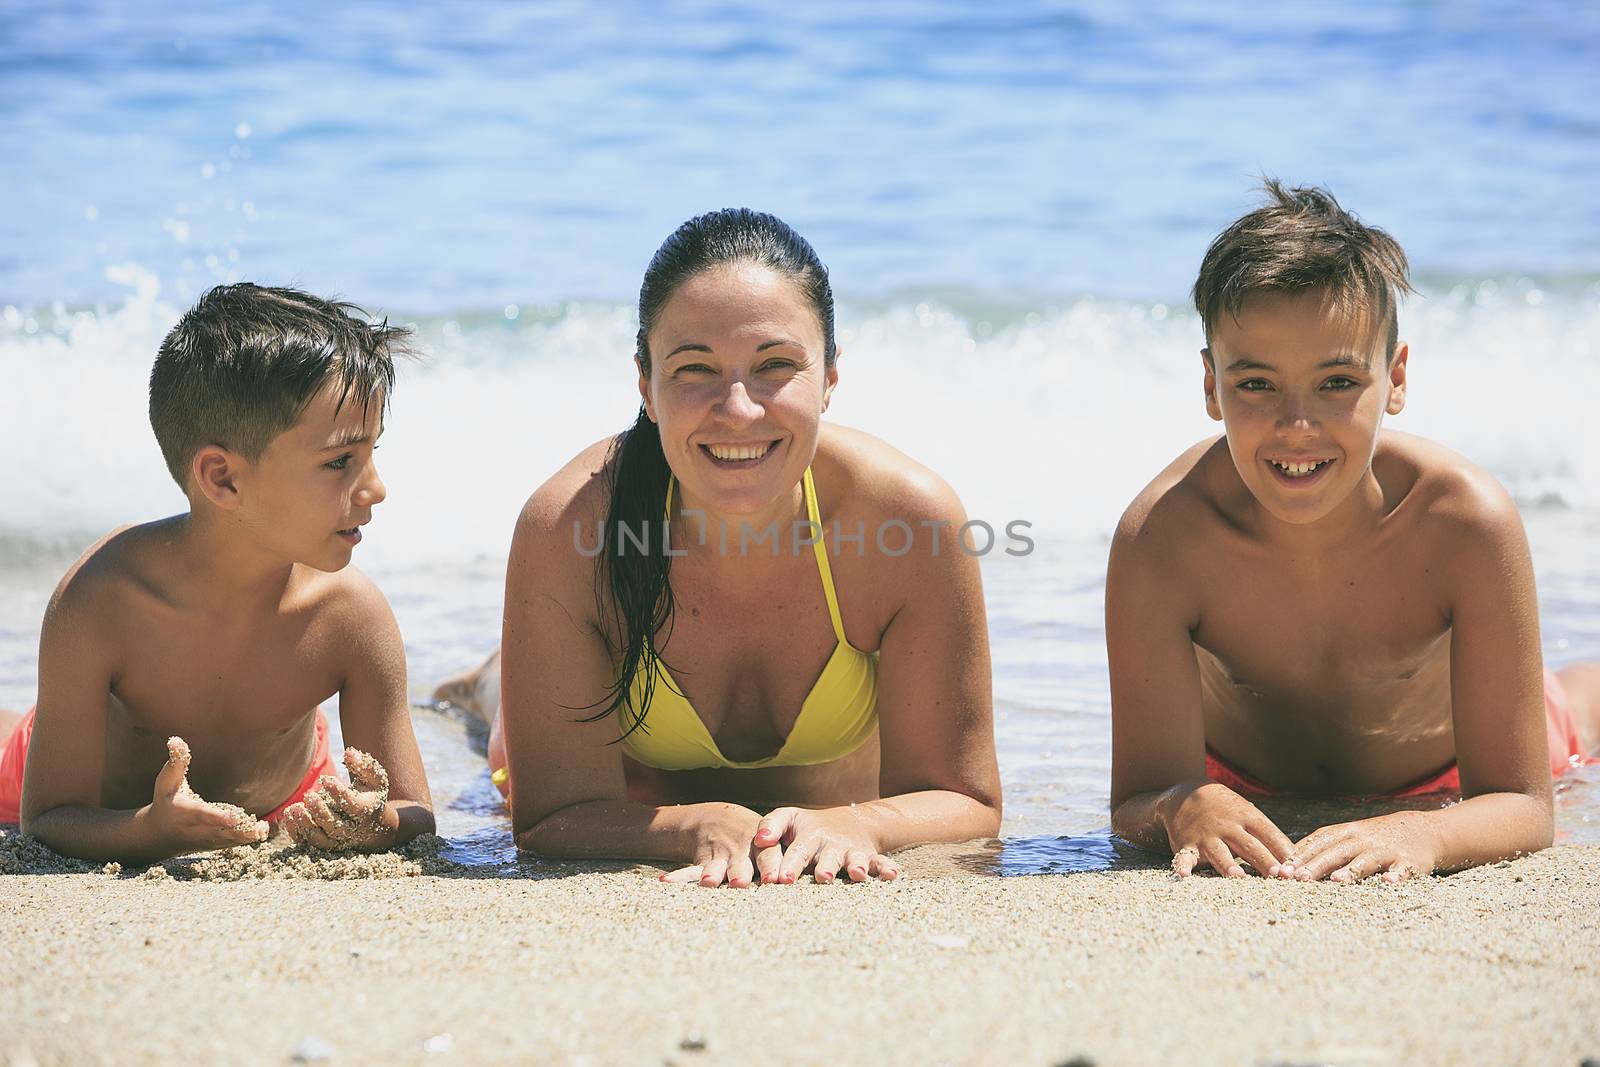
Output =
[
  {"x1": 1164, "y1": 782, "x2": 1295, "y2": 878},
  {"x1": 280, "y1": 748, "x2": 399, "y2": 851},
  {"x1": 1286, "y1": 811, "x2": 1441, "y2": 883},
  {"x1": 148, "y1": 736, "x2": 270, "y2": 851}
]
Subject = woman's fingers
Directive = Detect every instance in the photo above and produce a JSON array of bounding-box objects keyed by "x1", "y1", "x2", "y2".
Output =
[
  {"x1": 754, "y1": 843, "x2": 783, "y2": 884},
  {"x1": 811, "y1": 843, "x2": 846, "y2": 884},
  {"x1": 777, "y1": 835, "x2": 821, "y2": 884},
  {"x1": 726, "y1": 853, "x2": 755, "y2": 889},
  {"x1": 661, "y1": 864, "x2": 704, "y2": 884},
  {"x1": 753, "y1": 807, "x2": 800, "y2": 850},
  {"x1": 870, "y1": 854, "x2": 900, "y2": 881},
  {"x1": 697, "y1": 857, "x2": 729, "y2": 888},
  {"x1": 842, "y1": 848, "x2": 872, "y2": 883}
]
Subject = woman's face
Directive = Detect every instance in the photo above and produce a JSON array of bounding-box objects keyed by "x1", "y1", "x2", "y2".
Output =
[{"x1": 640, "y1": 261, "x2": 837, "y2": 520}]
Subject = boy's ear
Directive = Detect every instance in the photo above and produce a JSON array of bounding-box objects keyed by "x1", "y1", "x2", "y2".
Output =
[
  {"x1": 191, "y1": 445, "x2": 245, "y2": 510},
  {"x1": 636, "y1": 357, "x2": 657, "y2": 423},
  {"x1": 1201, "y1": 348, "x2": 1222, "y2": 422},
  {"x1": 1385, "y1": 343, "x2": 1409, "y2": 415},
  {"x1": 821, "y1": 347, "x2": 840, "y2": 413}
]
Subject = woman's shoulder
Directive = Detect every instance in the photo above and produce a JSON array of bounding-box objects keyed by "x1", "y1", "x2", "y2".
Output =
[
  {"x1": 515, "y1": 436, "x2": 617, "y2": 541},
  {"x1": 813, "y1": 423, "x2": 965, "y2": 524}
]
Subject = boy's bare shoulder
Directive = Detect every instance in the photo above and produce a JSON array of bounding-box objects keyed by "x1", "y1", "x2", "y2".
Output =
[
  {"x1": 44, "y1": 519, "x2": 185, "y2": 628},
  {"x1": 1378, "y1": 431, "x2": 1525, "y2": 551},
  {"x1": 1115, "y1": 436, "x2": 1235, "y2": 555}
]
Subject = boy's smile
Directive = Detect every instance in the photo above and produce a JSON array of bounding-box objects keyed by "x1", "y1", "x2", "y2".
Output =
[{"x1": 1203, "y1": 289, "x2": 1407, "y2": 528}]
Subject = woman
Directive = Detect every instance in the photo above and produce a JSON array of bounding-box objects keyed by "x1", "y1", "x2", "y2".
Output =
[{"x1": 442, "y1": 209, "x2": 1001, "y2": 887}]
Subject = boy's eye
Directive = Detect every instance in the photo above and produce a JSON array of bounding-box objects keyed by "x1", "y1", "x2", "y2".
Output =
[
  {"x1": 325, "y1": 453, "x2": 352, "y2": 471},
  {"x1": 1323, "y1": 376, "x2": 1358, "y2": 391},
  {"x1": 1236, "y1": 378, "x2": 1273, "y2": 392}
]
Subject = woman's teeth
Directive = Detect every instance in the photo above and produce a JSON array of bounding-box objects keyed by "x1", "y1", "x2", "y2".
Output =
[
  {"x1": 706, "y1": 442, "x2": 774, "y2": 462},
  {"x1": 1270, "y1": 459, "x2": 1330, "y2": 477}
]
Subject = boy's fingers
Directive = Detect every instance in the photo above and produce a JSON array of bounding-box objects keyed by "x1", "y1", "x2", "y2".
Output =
[
  {"x1": 343, "y1": 748, "x2": 390, "y2": 796},
  {"x1": 1250, "y1": 818, "x2": 1297, "y2": 863},
  {"x1": 155, "y1": 737, "x2": 192, "y2": 799},
  {"x1": 1171, "y1": 845, "x2": 1200, "y2": 878},
  {"x1": 1295, "y1": 839, "x2": 1363, "y2": 882},
  {"x1": 1382, "y1": 859, "x2": 1422, "y2": 884},
  {"x1": 1331, "y1": 851, "x2": 1386, "y2": 884},
  {"x1": 305, "y1": 793, "x2": 345, "y2": 837},
  {"x1": 1230, "y1": 834, "x2": 1281, "y2": 878},
  {"x1": 1202, "y1": 838, "x2": 1241, "y2": 877}
]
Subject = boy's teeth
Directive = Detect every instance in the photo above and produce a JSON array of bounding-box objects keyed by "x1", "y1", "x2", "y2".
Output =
[
  {"x1": 707, "y1": 442, "x2": 773, "y2": 462},
  {"x1": 1272, "y1": 460, "x2": 1326, "y2": 477}
]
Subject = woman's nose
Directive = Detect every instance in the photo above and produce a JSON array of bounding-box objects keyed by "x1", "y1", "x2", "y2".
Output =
[{"x1": 716, "y1": 379, "x2": 764, "y2": 423}]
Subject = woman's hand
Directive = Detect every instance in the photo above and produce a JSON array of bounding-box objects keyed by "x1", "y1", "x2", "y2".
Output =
[
  {"x1": 753, "y1": 806, "x2": 900, "y2": 884},
  {"x1": 660, "y1": 803, "x2": 780, "y2": 888},
  {"x1": 1286, "y1": 811, "x2": 1442, "y2": 883},
  {"x1": 1164, "y1": 781, "x2": 1295, "y2": 878}
]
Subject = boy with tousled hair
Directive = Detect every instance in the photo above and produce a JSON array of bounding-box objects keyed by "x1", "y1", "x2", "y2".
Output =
[
  {"x1": 0, "y1": 283, "x2": 435, "y2": 863},
  {"x1": 1107, "y1": 181, "x2": 1599, "y2": 882}
]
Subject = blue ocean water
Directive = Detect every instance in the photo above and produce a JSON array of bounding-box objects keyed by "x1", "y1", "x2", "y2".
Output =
[{"x1": 2, "y1": 2, "x2": 1597, "y2": 870}]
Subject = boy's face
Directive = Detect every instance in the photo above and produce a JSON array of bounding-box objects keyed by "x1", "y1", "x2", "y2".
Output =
[
  {"x1": 1203, "y1": 289, "x2": 1407, "y2": 526},
  {"x1": 236, "y1": 383, "x2": 387, "y2": 572}
]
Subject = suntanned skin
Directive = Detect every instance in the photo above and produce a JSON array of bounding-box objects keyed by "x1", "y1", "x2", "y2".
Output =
[
  {"x1": 477, "y1": 262, "x2": 1001, "y2": 888},
  {"x1": 15, "y1": 384, "x2": 433, "y2": 864},
  {"x1": 1108, "y1": 289, "x2": 1571, "y2": 883}
]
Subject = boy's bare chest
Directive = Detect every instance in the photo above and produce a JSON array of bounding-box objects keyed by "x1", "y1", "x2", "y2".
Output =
[
  {"x1": 1191, "y1": 552, "x2": 1450, "y2": 697},
  {"x1": 110, "y1": 608, "x2": 340, "y2": 737}
]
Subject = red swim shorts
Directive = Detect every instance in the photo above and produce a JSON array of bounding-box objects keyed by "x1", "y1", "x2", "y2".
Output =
[
  {"x1": 0, "y1": 706, "x2": 336, "y2": 825},
  {"x1": 1205, "y1": 667, "x2": 1595, "y2": 798}
]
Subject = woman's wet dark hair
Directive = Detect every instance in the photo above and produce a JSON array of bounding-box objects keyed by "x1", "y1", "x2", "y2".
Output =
[{"x1": 583, "y1": 208, "x2": 836, "y2": 739}]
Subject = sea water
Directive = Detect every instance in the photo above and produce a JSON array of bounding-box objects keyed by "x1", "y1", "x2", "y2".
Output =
[{"x1": 2, "y1": 1, "x2": 1597, "y2": 872}]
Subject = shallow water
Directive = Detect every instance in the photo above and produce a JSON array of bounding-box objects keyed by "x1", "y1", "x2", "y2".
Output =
[{"x1": 1, "y1": 2, "x2": 1597, "y2": 874}]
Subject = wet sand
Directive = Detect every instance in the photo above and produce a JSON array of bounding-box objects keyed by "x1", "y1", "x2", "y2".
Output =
[{"x1": 2, "y1": 832, "x2": 1597, "y2": 1067}]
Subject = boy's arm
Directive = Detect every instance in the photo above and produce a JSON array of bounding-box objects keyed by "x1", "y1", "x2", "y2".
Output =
[
  {"x1": 1107, "y1": 502, "x2": 1295, "y2": 877},
  {"x1": 1289, "y1": 484, "x2": 1553, "y2": 881},
  {"x1": 309, "y1": 574, "x2": 435, "y2": 850},
  {"x1": 23, "y1": 573, "x2": 265, "y2": 864}
]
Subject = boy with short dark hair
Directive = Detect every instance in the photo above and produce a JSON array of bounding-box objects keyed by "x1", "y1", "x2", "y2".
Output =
[
  {"x1": 0, "y1": 283, "x2": 434, "y2": 863},
  {"x1": 1107, "y1": 182, "x2": 1598, "y2": 882}
]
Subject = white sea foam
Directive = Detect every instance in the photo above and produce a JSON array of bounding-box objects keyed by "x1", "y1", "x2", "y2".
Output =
[{"x1": 2, "y1": 271, "x2": 1596, "y2": 569}]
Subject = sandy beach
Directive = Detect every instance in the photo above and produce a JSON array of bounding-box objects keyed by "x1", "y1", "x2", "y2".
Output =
[{"x1": 3, "y1": 833, "x2": 1597, "y2": 1067}]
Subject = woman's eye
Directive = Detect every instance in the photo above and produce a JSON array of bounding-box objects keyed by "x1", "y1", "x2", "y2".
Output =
[
  {"x1": 759, "y1": 359, "x2": 797, "y2": 372},
  {"x1": 676, "y1": 364, "x2": 713, "y2": 376}
]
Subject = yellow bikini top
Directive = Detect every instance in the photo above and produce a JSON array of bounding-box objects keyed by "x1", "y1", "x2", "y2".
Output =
[{"x1": 619, "y1": 467, "x2": 879, "y2": 770}]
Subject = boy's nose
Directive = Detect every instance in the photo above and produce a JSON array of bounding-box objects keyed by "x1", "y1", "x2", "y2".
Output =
[{"x1": 356, "y1": 463, "x2": 387, "y2": 507}]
